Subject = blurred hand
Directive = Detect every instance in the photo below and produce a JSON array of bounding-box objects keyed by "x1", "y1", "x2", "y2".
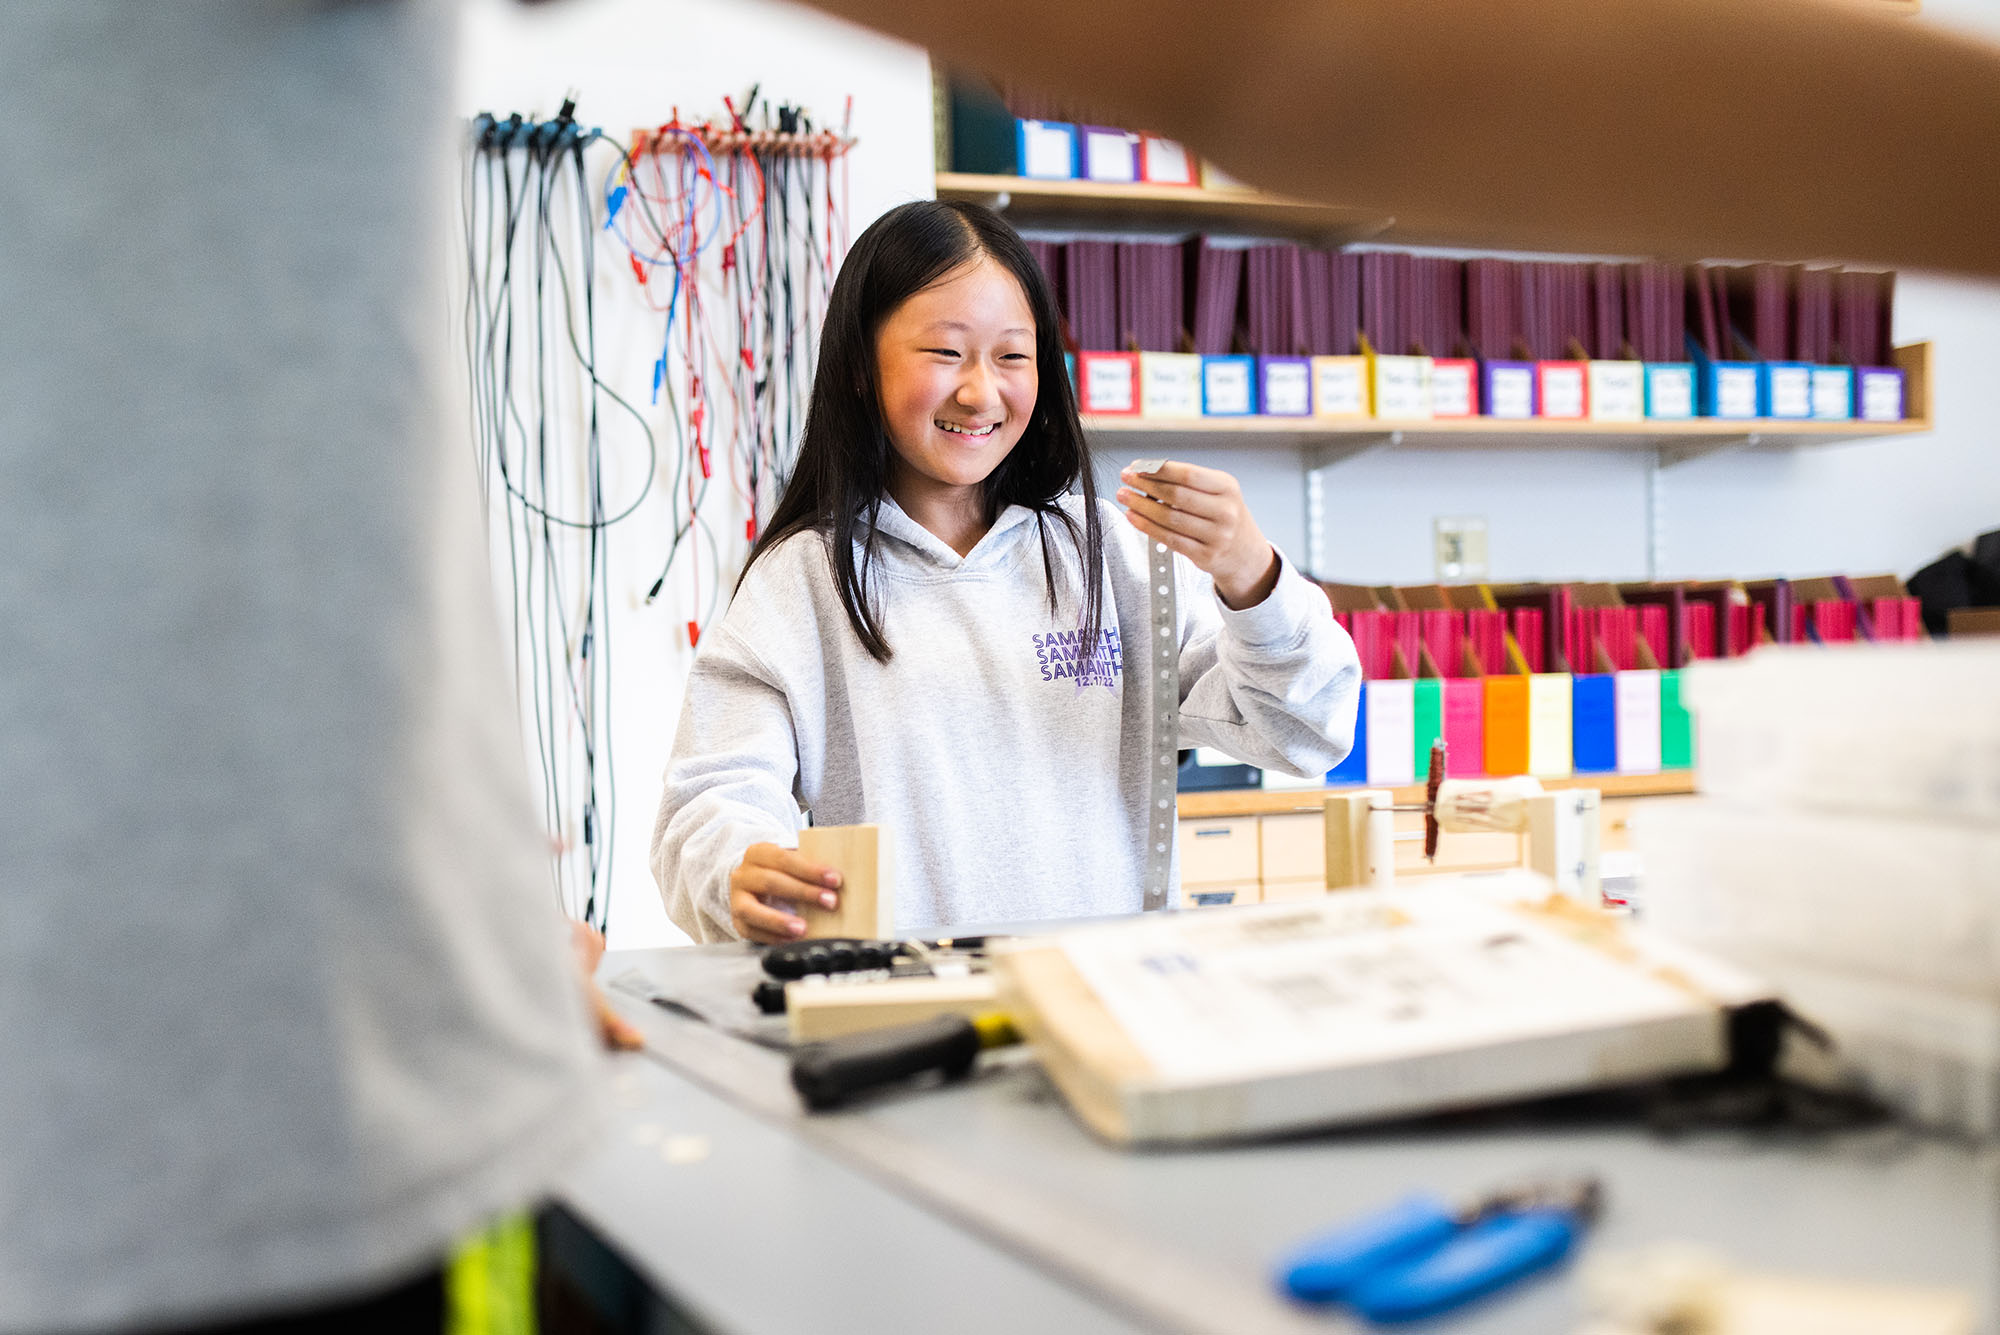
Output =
[
  {"x1": 569, "y1": 919, "x2": 644, "y2": 1051},
  {"x1": 1117, "y1": 460, "x2": 1280, "y2": 609},
  {"x1": 730, "y1": 842, "x2": 842, "y2": 944}
]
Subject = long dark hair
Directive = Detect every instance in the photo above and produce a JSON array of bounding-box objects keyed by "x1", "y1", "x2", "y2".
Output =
[{"x1": 740, "y1": 199, "x2": 1104, "y2": 663}]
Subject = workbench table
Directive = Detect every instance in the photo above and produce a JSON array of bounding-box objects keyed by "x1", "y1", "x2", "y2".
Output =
[{"x1": 558, "y1": 944, "x2": 2000, "y2": 1335}]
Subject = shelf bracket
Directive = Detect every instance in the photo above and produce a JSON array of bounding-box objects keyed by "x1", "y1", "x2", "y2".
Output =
[
  {"x1": 1303, "y1": 430, "x2": 1400, "y2": 473},
  {"x1": 1657, "y1": 432, "x2": 1760, "y2": 469},
  {"x1": 1303, "y1": 432, "x2": 1400, "y2": 572}
]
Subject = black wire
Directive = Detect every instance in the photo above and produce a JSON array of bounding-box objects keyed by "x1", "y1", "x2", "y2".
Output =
[
  {"x1": 465, "y1": 115, "x2": 646, "y2": 935},
  {"x1": 462, "y1": 107, "x2": 851, "y2": 934}
]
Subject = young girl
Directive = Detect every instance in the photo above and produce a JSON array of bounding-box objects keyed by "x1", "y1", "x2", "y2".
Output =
[{"x1": 651, "y1": 200, "x2": 1359, "y2": 944}]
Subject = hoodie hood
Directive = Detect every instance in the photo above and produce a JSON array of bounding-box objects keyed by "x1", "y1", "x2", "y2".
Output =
[{"x1": 863, "y1": 494, "x2": 1055, "y2": 575}]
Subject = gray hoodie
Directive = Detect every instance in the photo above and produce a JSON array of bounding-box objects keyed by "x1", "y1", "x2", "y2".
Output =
[{"x1": 651, "y1": 494, "x2": 1359, "y2": 941}]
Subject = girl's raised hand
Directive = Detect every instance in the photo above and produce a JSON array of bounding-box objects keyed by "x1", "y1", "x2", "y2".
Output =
[
  {"x1": 1116, "y1": 460, "x2": 1281, "y2": 609},
  {"x1": 730, "y1": 842, "x2": 843, "y2": 944}
]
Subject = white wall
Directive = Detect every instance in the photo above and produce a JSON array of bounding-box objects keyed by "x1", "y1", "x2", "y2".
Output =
[
  {"x1": 453, "y1": 0, "x2": 2000, "y2": 948},
  {"x1": 456, "y1": 0, "x2": 933, "y2": 948}
]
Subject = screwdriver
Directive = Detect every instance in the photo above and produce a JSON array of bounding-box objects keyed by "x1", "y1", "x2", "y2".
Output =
[{"x1": 790, "y1": 1012, "x2": 1019, "y2": 1111}]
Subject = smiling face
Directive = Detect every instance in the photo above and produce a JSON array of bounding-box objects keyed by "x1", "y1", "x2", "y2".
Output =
[{"x1": 873, "y1": 256, "x2": 1039, "y2": 546}]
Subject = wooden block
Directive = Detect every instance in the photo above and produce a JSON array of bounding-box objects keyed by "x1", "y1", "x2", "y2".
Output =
[
  {"x1": 1525, "y1": 790, "x2": 1601, "y2": 903},
  {"x1": 786, "y1": 973, "x2": 999, "y2": 1042},
  {"x1": 1948, "y1": 607, "x2": 2000, "y2": 637},
  {"x1": 1323, "y1": 792, "x2": 1390, "y2": 889},
  {"x1": 991, "y1": 886, "x2": 1754, "y2": 1146},
  {"x1": 797, "y1": 824, "x2": 891, "y2": 940},
  {"x1": 1323, "y1": 793, "x2": 1372, "y2": 889}
]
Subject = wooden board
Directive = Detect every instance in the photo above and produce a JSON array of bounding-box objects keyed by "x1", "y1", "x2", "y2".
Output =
[
  {"x1": 993, "y1": 884, "x2": 1762, "y2": 1146},
  {"x1": 786, "y1": 974, "x2": 999, "y2": 1042},
  {"x1": 797, "y1": 824, "x2": 891, "y2": 940}
]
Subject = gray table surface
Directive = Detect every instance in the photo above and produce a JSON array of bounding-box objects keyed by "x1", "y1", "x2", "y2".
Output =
[{"x1": 561, "y1": 944, "x2": 2000, "y2": 1335}]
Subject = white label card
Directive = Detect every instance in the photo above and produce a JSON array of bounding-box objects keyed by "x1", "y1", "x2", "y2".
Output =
[
  {"x1": 1646, "y1": 367, "x2": 1695, "y2": 419},
  {"x1": 1374, "y1": 357, "x2": 1431, "y2": 418},
  {"x1": 1083, "y1": 128, "x2": 1138, "y2": 183},
  {"x1": 1810, "y1": 367, "x2": 1854, "y2": 420},
  {"x1": 1142, "y1": 138, "x2": 1193, "y2": 185},
  {"x1": 1314, "y1": 361, "x2": 1366, "y2": 417},
  {"x1": 1540, "y1": 367, "x2": 1586, "y2": 419},
  {"x1": 1768, "y1": 366, "x2": 1812, "y2": 418},
  {"x1": 1858, "y1": 370, "x2": 1905, "y2": 421},
  {"x1": 1203, "y1": 361, "x2": 1253, "y2": 415},
  {"x1": 1263, "y1": 362, "x2": 1311, "y2": 415},
  {"x1": 1141, "y1": 356, "x2": 1203, "y2": 417},
  {"x1": 1431, "y1": 363, "x2": 1476, "y2": 417},
  {"x1": 1588, "y1": 363, "x2": 1644, "y2": 421},
  {"x1": 1488, "y1": 367, "x2": 1534, "y2": 418},
  {"x1": 1020, "y1": 120, "x2": 1076, "y2": 179},
  {"x1": 1084, "y1": 357, "x2": 1136, "y2": 413},
  {"x1": 1715, "y1": 367, "x2": 1761, "y2": 418}
]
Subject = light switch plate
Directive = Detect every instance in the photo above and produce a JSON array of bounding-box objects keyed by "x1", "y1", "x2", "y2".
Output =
[{"x1": 1434, "y1": 516, "x2": 1489, "y2": 580}]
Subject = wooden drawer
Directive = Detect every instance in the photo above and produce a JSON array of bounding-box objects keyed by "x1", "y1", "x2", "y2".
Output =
[
  {"x1": 1259, "y1": 812, "x2": 1327, "y2": 884},
  {"x1": 1178, "y1": 882, "x2": 1262, "y2": 910},
  {"x1": 1178, "y1": 816, "x2": 1260, "y2": 885},
  {"x1": 1261, "y1": 878, "x2": 1329, "y2": 904}
]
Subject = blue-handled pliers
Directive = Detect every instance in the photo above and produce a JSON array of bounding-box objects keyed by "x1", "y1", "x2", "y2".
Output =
[{"x1": 1275, "y1": 1177, "x2": 1602, "y2": 1324}]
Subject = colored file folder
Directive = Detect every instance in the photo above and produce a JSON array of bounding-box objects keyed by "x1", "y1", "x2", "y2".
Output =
[
  {"x1": 1411, "y1": 678, "x2": 1443, "y2": 782},
  {"x1": 1200, "y1": 355, "x2": 1257, "y2": 416},
  {"x1": 1765, "y1": 362, "x2": 1814, "y2": 418},
  {"x1": 1079, "y1": 126, "x2": 1139, "y2": 183},
  {"x1": 1076, "y1": 351, "x2": 1140, "y2": 415},
  {"x1": 1017, "y1": 120, "x2": 1078, "y2": 179},
  {"x1": 1364, "y1": 679, "x2": 1417, "y2": 787},
  {"x1": 1571, "y1": 675, "x2": 1617, "y2": 774},
  {"x1": 1535, "y1": 361, "x2": 1588, "y2": 420},
  {"x1": 1138, "y1": 135, "x2": 1195, "y2": 186},
  {"x1": 1526, "y1": 674, "x2": 1575, "y2": 779},
  {"x1": 1614, "y1": 669, "x2": 1663, "y2": 775},
  {"x1": 1140, "y1": 352, "x2": 1203, "y2": 417},
  {"x1": 1259, "y1": 356, "x2": 1313, "y2": 416},
  {"x1": 1660, "y1": 670, "x2": 1695, "y2": 769},
  {"x1": 1699, "y1": 359, "x2": 1762, "y2": 419},
  {"x1": 1483, "y1": 362, "x2": 1536, "y2": 418},
  {"x1": 1856, "y1": 367, "x2": 1905, "y2": 421},
  {"x1": 1644, "y1": 364, "x2": 1696, "y2": 419},
  {"x1": 1371, "y1": 353, "x2": 1431, "y2": 419},
  {"x1": 1442, "y1": 679, "x2": 1484, "y2": 777},
  {"x1": 1588, "y1": 361, "x2": 1644, "y2": 421},
  {"x1": 1483, "y1": 675, "x2": 1531, "y2": 777},
  {"x1": 1312, "y1": 356, "x2": 1369, "y2": 419},
  {"x1": 1328, "y1": 684, "x2": 1369, "y2": 784},
  {"x1": 1429, "y1": 359, "x2": 1479, "y2": 418},
  {"x1": 1810, "y1": 366, "x2": 1854, "y2": 420}
]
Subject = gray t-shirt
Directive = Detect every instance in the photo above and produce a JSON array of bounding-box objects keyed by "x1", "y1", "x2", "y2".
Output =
[{"x1": 0, "y1": 2, "x2": 605, "y2": 1328}]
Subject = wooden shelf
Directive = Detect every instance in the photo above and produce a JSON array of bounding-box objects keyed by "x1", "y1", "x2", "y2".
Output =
[
  {"x1": 937, "y1": 175, "x2": 1937, "y2": 460},
  {"x1": 934, "y1": 172, "x2": 1395, "y2": 246},
  {"x1": 1177, "y1": 769, "x2": 1697, "y2": 820},
  {"x1": 1086, "y1": 342, "x2": 1932, "y2": 466}
]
